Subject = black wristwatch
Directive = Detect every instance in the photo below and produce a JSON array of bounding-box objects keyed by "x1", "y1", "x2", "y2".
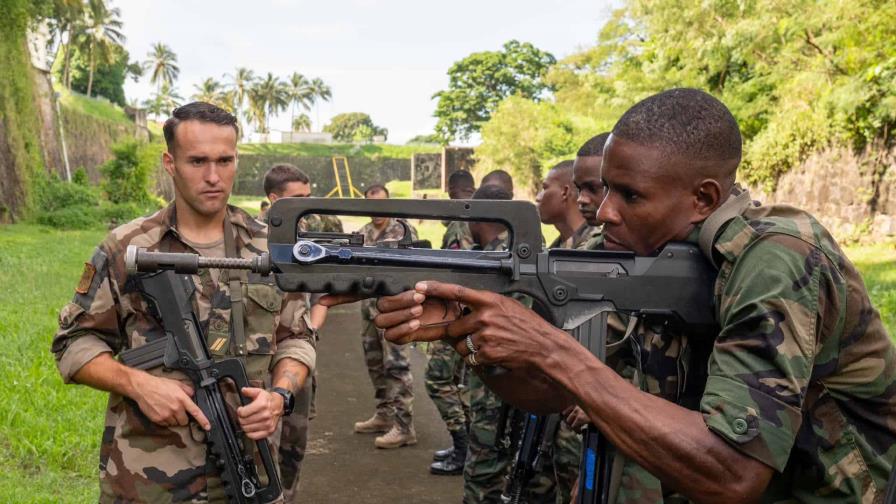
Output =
[{"x1": 271, "y1": 387, "x2": 295, "y2": 416}]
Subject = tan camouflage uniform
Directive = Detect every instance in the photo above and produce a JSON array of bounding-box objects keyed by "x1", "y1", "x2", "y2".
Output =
[
  {"x1": 51, "y1": 204, "x2": 316, "y2": 503},
  {"x1": 278, "y1": 212, "x2": 342, "y2": 502},
  {"x1": 441, "y1": 220, "x2": 475, "y2": 251},
  {"x1": 549, "y1": 222, "x2": 600, "y2": 250},
  {"x1": 359, "y1": 218, "x2": 418, "y2": 432},
  {"x1": 587, "y1": 188, "x2": 896, "y2": 502}
]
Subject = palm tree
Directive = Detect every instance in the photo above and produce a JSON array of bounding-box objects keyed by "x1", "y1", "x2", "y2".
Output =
[
  {"x1": 144, "y1": 42, "x2": 180, "y2": 95},
  {"x1": 249, "y1": 73, "x2": 289, "y2": 133},
  {"x1": 48, "y1": 0, "x2": 86, "y2": 89},
  {"x1": 80, "y1": 0, "x2": 125, "y2": 97},
  {"x1": 286, "y1": 72, "x2": 314, "y2": 132},
  {"x1": 309, "y1": 77, "x2": 332, "y2": 131},
  {"x1": 192, "y1": 77, "x2": 225, "y2": 106},
  {"x1": 225, "y1": 67, "x2": 255, "y2": 139},
  {"x1": 292, "y1": 113, "x2": 312, "y2": 133},
  {"x1": 143, "y1": 82, "x2": 183, "y2": 119}
]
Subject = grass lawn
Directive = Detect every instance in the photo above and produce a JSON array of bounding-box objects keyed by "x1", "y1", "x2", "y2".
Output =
[
  {"x1": 0, "y1": 220, "x2": 891, "y2": 500},
  {"x1": 56, "y1": 86, "x2": 132, "y2": 126}
]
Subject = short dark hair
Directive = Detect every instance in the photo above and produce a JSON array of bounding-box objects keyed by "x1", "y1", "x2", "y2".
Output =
[
  {"x1": 548, "y1": 160, "x2": 574, "y2": 175},
  {"x1": 163, "y1": 101, "x2": 239, "y2": 152},
  {"x1": 481, "y1": 170, "x2": 513, "y2": 193},
  {"x1": 364, "y1": 184, "x2": 390, "y2": 198},
  {"x1": 612, "y1": 88, "x2": 742, "y2": 165},
  {"x1": 448, "y1": 170, "x2": 475, "y2": 189},
  {"x1": 577, "y1": 133, "x2": 611, "y2": 157},
  {"x1": 472, "y1": 184, "x2": 512, "y2": 201},
  {"x1": 263, "y1": 163, "x2": 310, "y2": 196}
]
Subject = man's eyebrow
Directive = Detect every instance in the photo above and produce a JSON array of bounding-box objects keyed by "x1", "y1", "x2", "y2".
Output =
[
  {"x1": 216, "y1": 155, "x2": 235, "y2": 161},
  {"x1": 187, "y1": 155, "x2": 209, "y2": 162}
]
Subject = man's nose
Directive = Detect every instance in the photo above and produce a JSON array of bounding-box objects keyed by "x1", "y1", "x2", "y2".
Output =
[
  {"x1": 204, "y1": 163, "x2": 222, "y2": 184},
  {"x1": 596, "y1": 193, "x2": 619, "y2": 224}
]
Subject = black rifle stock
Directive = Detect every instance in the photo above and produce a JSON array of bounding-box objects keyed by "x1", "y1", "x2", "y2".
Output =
[
  {"x1": 126, "y1": 197, "x2": 720, "y2": 504},
  {"x1": 119, "y1": 271, "x2": 281, "y2": 504}
]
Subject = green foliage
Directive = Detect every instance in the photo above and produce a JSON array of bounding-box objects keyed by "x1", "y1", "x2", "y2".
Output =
[
  {"x1": 477, "y1": 96, "x2": 578, "y2": 194},
  {"x1": 406, "y1": 134, "x2": 441, "y2": 145},
  {"x1": 433, "y1": 40, "x2": 556, "y2": 142},
  {"x1": 478, "y1": 0, "x2": 896, "y2": 188},
  {"x1": 239, "y1": 142, "x2": 435, "y2": 159},
  {"x1": 56, "y1": 42, "x2": 130, "y2": 106},
  {"x1": 100, "y1": 141, "x2": 163, "y2": 205},
  {"x1": 71, "y1": 167, "x2": 89, "y2": 186},
  {"x1": 323, "y1": 112, "x2": 388, "y2": 142},
  {"x1": 57, "y1": 84, "x2": 131, "y2": 125},
  {"x1": 0, "y1": 0, "x2": 45, "y2": 218},
  {"x1": 34, "y1": 172, "x2": 100, "y2": 212}
]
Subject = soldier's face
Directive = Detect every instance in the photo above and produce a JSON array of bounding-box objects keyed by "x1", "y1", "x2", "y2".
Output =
[
  {"x1": 365, "y1": 189, "x2": 389, "y2": 227},
  {"x1": 448, "y1": 184, "x2": 474, "y2": 200},
  {"x1": 163, "y1": 120, "x2": 237, "y2": 219},
  {"x1": 573, "y1": 156, "x2": 603, "y2": 227},
  {"x1": 535, "y1": 170, "x2": 566, "y2": 225},
  {"x1": 277, "y1": 181, "x2": 311, "y2": 199},
  {"x1": 597, "y1": 136, "x2": 703, "y2": 256}
]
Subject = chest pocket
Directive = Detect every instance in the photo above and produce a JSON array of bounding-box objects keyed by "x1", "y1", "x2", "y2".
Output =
[{"x1": 244, "y1": 282, "x2": 282, "y2": 355}]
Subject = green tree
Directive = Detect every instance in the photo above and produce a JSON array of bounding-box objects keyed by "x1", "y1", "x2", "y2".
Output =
[
  {"x1": 309, "y1": 77, "x2": 332, "y2": 130},
  {"x1": 433, "y1": 40, "x2": 556, "y2": 142},
  {"x1": 292, "y1": 113, "x2": 312, "y2": 132},
  {"x1": 59, "y1": 42, "x2": 131, "y2": 106},
  {"x1": 143, "y1": 82, "x2": 182, "y2": 119},
  {"x1": 47, "y1": 0, "x2": 85, "y2": 89},
  {"x1": 78, "y1": 0, "x2": 125, "y2": 98},
  {"x1": 144, "y1": 42, "x2": 179, "y2": 95},
  {"x1": 286, "y1": 72, "x2": 313, "y2": 132},
  {"x1": 406, "y1": 133, "x2": 440, "y2": 145},
  {"x1": 192, "y1": 77, "x2": 231, "y2": 109},
  {"x1": 246, "y1": 73, "x2": 288, "y2": 134},
  {"x1": 323, "y1": 112, "x2": 387, "y2": 142},
  {"x1": 226, "y1": 67, "x2": 255, "y2": 135}
]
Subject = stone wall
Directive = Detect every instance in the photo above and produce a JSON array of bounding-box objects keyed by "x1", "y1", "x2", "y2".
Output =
[{"x1": 750, "y1": 145, "x2": 895, "y2": 241}]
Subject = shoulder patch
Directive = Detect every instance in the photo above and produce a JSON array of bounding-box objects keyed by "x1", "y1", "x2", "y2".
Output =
[{"x1": 76, "y1": 262, "x2": 97, "y2": 294}]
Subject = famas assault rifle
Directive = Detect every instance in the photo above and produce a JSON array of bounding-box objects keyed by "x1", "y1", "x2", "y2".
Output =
[
  {"x1": 125, "y1": 197, "x2": 720, "y2": 504},
  {"x1": 118, "y1": 270, "x2": 281, "y2": 504}
]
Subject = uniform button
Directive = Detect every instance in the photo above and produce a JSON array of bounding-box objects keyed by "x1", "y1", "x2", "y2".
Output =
[{"x1": 732, "y1": 418, "x2": 748, "y2": 435}]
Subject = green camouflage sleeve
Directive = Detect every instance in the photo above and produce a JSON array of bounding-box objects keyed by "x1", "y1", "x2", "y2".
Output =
[
  {"x1": 701, "y1": 233, "x2": 833, "y2": 471},
  {"x1": 51, "y1": 239, "x2": 126, "y2": 383}
]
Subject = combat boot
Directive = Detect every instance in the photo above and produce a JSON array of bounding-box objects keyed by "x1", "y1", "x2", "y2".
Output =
[
  {"x1": 429, "y1": 429, "x2": 468, "y2": 475},
  {"x1": 353, "y1": 413, "x2": 392, "y2": 434},
  {"x1": 432, "y1": 445, "x2": 454, "y2": 462},
  {"x1": 374, "y1": 424, "x2": 418, "y2": 449}
]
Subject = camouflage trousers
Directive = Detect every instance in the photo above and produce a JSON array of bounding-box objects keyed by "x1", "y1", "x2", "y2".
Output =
[
  {"x1": 424, "y1": 339, "x2": 470, "y2": 433},
  {"x1": 361, "y1": 319, "x2": 414, "y2": 430},
  {"x1": 278, "y1": 376, "x2": 314, "y2": 503},
  {"x1": 464, "y1": 372, "x2": 512, "y2": 504},
  {"x1": 523, "y1": 419, "x2": 583, "y2": 504}
]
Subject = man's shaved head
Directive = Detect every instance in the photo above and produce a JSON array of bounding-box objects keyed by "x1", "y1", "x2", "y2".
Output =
[
  {"x1": 547, "y1": 160, "x2": 574, "y2": 183},
  {"x1": 577, "y1": 133, "x2": 611, "y2": 158},
  {"x1": 481, "y1": 170, "x2": 514, "y2": 194},
  {"x1": 611, "y1": 88, "x2": 741, "y2": 184}
]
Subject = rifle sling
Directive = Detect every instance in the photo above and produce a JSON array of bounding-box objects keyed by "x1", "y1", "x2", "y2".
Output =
[
  {"x1": 697, "y1": 186, "x2": 752, "y2": 269},
  {"x1": 223, "y1": 218, "x2": 247, "y2": 357}
]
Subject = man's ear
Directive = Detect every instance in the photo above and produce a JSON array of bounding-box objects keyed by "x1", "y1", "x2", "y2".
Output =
[
  {"x1": 268, "y1": 193, "x2": 279, "y2": 203},
  {"x1": 692, "y1": 178, "x2": 724, "y2": 223},
  {"x1": 162, "y1": 151, "x2": 175, "y2": 177},
  {"x1": 560, "y1": 184, "x2": 571, "y2": 201}
]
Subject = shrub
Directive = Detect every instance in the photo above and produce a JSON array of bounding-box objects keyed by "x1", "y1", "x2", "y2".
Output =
[
  {"x1": 33, "y1": 173, "x2": 100, "y2": 212},
  {"x1": 35, "y1": 205, "x2": 103, "y2": 229},
  {"x1": 100, "y1": 141, "x2": 163, "y2": 205},
  {"x1": 71, "y1": 168, "x2": 89, "y2": 186}
]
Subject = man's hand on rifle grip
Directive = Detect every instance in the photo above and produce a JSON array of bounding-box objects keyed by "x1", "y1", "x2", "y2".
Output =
[
  {"x1": 130, "y1": 371, "x2": 211, "y2": 431},
  {"x1": 237, "y1": 387, "x2": 283, "y2": 440}
]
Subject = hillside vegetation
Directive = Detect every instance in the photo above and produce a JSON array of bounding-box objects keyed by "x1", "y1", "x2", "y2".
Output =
[{"x1": 239, "y1": 142, "x2": 440, "y2": 159}]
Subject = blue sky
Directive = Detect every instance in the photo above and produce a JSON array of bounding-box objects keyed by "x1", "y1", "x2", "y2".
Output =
[{"x1": 118, "y1": 0, "x2": 616, "y2": 143}]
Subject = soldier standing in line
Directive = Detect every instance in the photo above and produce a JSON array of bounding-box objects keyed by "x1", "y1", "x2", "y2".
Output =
[
  {"x1": 261, "y1": 163, "x2": 340, "y2": 502},
  {"x1": 572, "y1": 133, "x2": 610, "y2": 252},
  {"x1": 428, "y1": 170, "x2": 476, "y2": 475},
  {"x1": 51, "y1": 102, "x2": 316, "y2": 502},
  {"x1": 353, "y1": 184, "x2": 419, "y2": 449},
  {"x1": 461, "y1": 184, "x2": 522, "y2": 503},
  {"x1": 537, "y1": 160, "x2": 600, "y2": 250}
]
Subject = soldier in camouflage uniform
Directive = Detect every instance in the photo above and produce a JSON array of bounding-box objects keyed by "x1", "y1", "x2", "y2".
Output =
[
  {"x1": 370, "y1": 89, "x2": 896, "y2": 502},
  {"x1": 353, "y1": 184, "x2": 419, "y2": 449},
  {"x1": 428, "y1": 169, "x2": 476, "y2": 475},
  {"x1": 51, "y1": 103, "x2": 316, "y2": 503},
  {"x1": 261, "y1": 163, "x2": 342, "y2": 501}
]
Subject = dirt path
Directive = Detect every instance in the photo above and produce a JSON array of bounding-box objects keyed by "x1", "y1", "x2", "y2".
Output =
[{"x1": 296, "y1": 302, "x2": 463, "y2": 503}]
